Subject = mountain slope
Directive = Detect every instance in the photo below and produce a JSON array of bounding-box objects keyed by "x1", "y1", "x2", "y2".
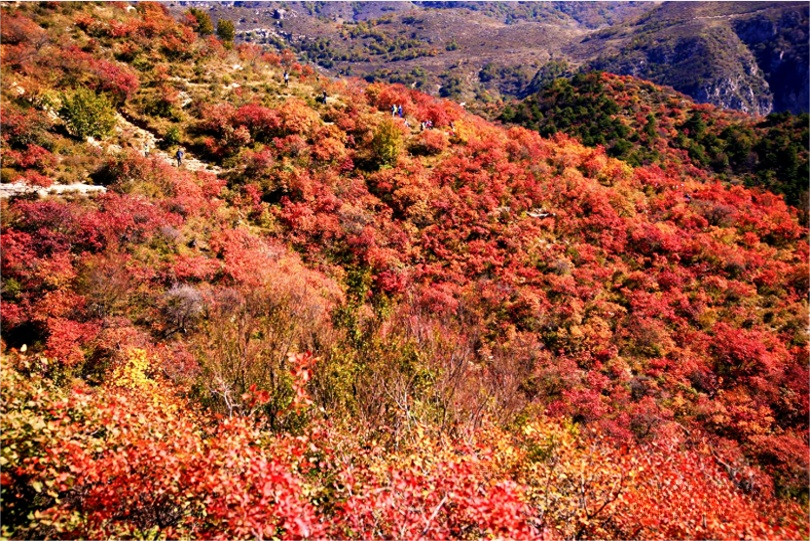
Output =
[
  {"x1": 176, "y1": 1, "x2": 809, "y2": 114},
  {"x1": 1, "y1": 2, "x2": 808, "y2": 538},
  {"x1": 733, "y1": 5, "x2": 810, "y2": 113},
  {"x1": 581, "y1": 2, "x2": 809, "y2": 115},
  {"x1": 499, "y1": 71, "x2": 809, "y2": 210}
]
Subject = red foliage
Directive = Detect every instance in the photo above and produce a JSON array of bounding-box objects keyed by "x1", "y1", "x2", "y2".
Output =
[
  {"x1": 262, "y1": 52, "x2": 281, "y2": 66},
  {"x1": 0, "y1": 5, "x2": 807, "y2": 537},
  {"x1": 1, "y1": 13, "x2": 45, "y2": 46},
  {"x1": 44, "y1": 317, "x2": 100, "y2": 366},
  {"x1": 411, "y1": 129, "x2": 448, "y2": 155},
  {"x1": 21, "y1": 171, "x2": 54, "y2": 188},
  {"x1": 711, "y1": 323, "x2": 786, "y2": 378},
  {"x1": 234, "y1": 103, "x2": 281, "y2": 140},
  {"x1": 94, "y1": 60, "x2": 140, "y2": 103},
  {"x1": 337, "y1": 454, "x2": 540, "y2": 539},
  {"x1": 236, "y1": 42, "x2": 263, "y2": 67},
  {"x1": 51, "y1": 46, "x2": 139, "y2": 102}
]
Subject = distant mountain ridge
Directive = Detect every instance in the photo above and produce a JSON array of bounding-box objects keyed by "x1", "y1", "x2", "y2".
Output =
[
  {"x1": 582, "y1": 2, "x2": 809, "y2": 115},
  {"x1": 172, "y1": 1, "x2": 809, "y2": 115}
]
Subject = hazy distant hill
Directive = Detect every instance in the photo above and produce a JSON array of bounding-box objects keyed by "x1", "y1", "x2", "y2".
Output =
[{"x1": 172, "y1": 1, "x2": 808, "y2": 115}]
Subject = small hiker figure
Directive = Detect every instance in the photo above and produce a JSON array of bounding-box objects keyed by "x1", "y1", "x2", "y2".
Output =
[
  {"x1": 397, "y1": 104, "x2": 403, "y2": 118},
  {"x1": 143, "y1": 141, "x2": 150, "y2": 157},
  {"x1": 318, "y1": 90, "x2": 328, "y2": 104},
  {"x1": 685, "y1": 193, "x2": 692, "y2": 203},
  {"x1": 284, "y1": 71, "x2": 289, "y2": 87},
  {"x1": 391, "y1": 104, "x2": 397, "y2": 117},
  {"x1": 175, "y1": 148, "x2": 184, "y2": 167},
  {"x1": 420, "y1": 121, "x2": 426, "y2": 131}
]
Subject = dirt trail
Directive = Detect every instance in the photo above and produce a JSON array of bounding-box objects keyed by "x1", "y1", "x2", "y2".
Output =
[
  {"x1": 1, "y1": 113, "x2": 224, "y2": 199},
  {"x1": 115, "y1": 112, "x2": 223, "y2": 175}
]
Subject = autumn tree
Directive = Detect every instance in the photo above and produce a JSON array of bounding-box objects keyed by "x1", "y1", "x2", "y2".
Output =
[{"x1": 370, "y1": 118, "x2": 404, "y2": 167}]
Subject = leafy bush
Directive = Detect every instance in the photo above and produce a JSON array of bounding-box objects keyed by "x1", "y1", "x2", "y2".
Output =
[
  {"x1": 59, "y1": 87, "x2": 116, "y2": 140},
  {"x1": 370, "y1": 118, "x2": 404, "y2": 167},
  {"x1": 163, "y1": 125, "x2": 182, "y2": 147},
  {"x1": 1, "y1": 167, "x2": 19, "y2": 183},
  {"x1": 409, "y1": 129, "x2": 448, "y2": 156}
]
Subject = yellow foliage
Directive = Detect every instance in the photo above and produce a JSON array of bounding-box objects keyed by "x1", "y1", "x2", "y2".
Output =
[
  {"x1": 449, "y1": 119, "x2": 474, "y2": 145},
  {"x1": 111, "y1": 348, "x2": 156, "y2": 391},
  {"x1": 109, "y1": 349, "x2": 184, "y2": 416}
]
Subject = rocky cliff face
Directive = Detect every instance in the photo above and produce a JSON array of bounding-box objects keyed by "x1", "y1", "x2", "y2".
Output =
[
  {"x1": 696, "y1": 74, "x2": 773, "y2": 116},
  {"x1": 733, "y1": 7, "x2": 809, "y2": 114},
  {"x1": 582, "y1": 3, "x2": 810, "y2": 117},
  {"x1": 588, "y1": 23, "x2": 776, "y2": 117},
  {"x1": 689, "y1": 29, "x2": 774, "y2": 116}
]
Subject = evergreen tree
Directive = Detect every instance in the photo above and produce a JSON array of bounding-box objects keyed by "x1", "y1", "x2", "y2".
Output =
[
  {"x1": 217, "y1": 19, "x2": 235, "y2": 43},
  {"x1": 188, "y1": 8, "x2": 214, "y2": 35}
]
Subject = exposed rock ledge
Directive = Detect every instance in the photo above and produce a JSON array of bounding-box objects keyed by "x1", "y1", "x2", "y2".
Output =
[{"x1": 0, "y1": 182, "x2": 106, "y2": 199}]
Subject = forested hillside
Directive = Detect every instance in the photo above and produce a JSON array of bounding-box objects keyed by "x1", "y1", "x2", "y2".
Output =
[
  {"x1": 499, "y1": 72, "x2": 809, "y2": 211},
  {"x1": 1, "y1": 3, "x2": 808, "y2": 540}
]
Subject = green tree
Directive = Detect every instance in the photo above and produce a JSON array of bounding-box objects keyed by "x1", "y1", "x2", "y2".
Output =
[
  {"x1": 644, "y1": 113, "x2": 657, "y2": 140},
  {"x1": 439, "y1": 73, "x2": 463, "y2": 99},
  {"x1": 217, "y1": 19, "x2": 235, "y2": 43},
  {"x1": 681, "y1": 111, "x2": 706, "y2": 139},
  {"x1": 59, "y1": 88, "x2": 116, "y2": 140},
  {"x1": 188, "y1": 8, "x2": 214, "y2": 35}
]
